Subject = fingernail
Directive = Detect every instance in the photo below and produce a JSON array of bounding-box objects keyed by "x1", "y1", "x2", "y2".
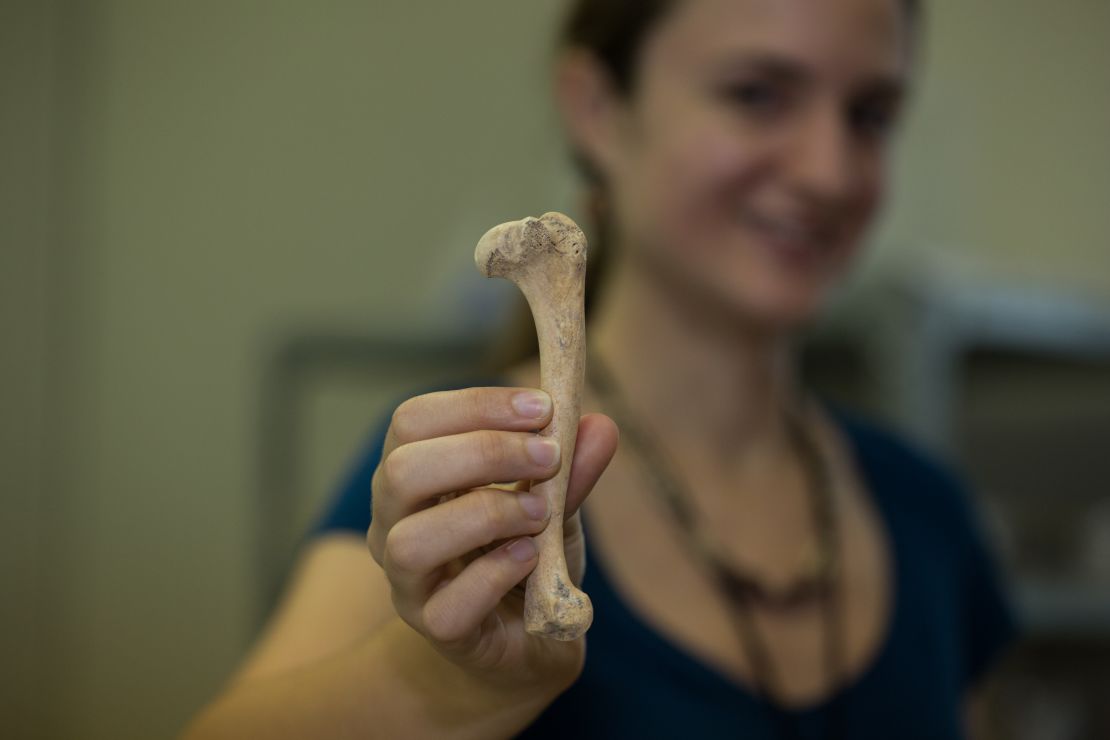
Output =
[
  {"x1": 506, "y1": 537, "x2": 538, "y2": 562},
  {"x1": 525, "y1": 437, "x2": 560, "y2": 467},
  {"x1": 512, "y1": 391, "x2": 551, "y2": 419},
  {"x1": 518, "y1": 492, "x2": 549, "y2": 520}
]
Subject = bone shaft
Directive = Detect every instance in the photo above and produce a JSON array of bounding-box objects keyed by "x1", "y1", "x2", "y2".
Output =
[
  {"x1": 527, "y1": 287, "x2": 584, "y2": 553},
  {"x1": 528, "y1": 292, "x2": 585, "y2": 516}
]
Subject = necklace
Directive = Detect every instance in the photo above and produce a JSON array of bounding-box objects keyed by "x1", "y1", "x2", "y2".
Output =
[{"x1": 586, "y1": 354, "x2": 846, "y2": 739}]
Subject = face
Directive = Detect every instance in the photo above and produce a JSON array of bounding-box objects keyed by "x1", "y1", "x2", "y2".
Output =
[{"x1": 596, "y1": 0, "x2": 911, "y2": 330}]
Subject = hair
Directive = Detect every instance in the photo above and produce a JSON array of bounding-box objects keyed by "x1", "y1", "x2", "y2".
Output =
[
  {"x1": 560, "y1": 0, "x2": 920, "y2": 94},
  {"x1": 485, "y1": 0, "x2": 922, "y2": 371}
]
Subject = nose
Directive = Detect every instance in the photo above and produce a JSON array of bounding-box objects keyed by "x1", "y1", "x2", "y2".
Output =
[{"x1": 783, "y1": 106, "x2": 857, "y2": 203}]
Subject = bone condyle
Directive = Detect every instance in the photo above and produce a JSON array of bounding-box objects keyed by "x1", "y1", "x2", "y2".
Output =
[{"x1": 474, "y1": 212, "x2": 592, "y2": 641}]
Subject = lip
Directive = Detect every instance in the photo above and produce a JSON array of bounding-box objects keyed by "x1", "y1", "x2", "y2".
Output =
[{"x1": 738, "y1": 210, "x2": 835, "y2": 269}]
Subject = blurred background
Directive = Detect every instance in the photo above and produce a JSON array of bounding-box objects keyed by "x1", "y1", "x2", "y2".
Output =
[{"x1": 2, "y1": 1, "x2": 1108, "y2": 738}]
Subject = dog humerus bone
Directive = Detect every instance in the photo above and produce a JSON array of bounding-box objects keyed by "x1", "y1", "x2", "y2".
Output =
[{"x1": 474, "y1": 212, "x2": 592, "y2": 641}]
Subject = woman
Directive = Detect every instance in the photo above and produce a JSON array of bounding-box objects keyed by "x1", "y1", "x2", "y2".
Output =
[{"x1": 186, "y1": 0, "x2": 1016, "y2": 737}]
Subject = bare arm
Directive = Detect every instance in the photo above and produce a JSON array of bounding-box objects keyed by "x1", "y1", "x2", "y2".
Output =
[{"x1": 182, "y1": 536, "x2": 558, "y2": 740}]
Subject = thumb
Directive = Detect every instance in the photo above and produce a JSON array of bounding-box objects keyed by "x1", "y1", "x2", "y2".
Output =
[{"x1": 562, "y1": 413, "x2": 619, "y2": 519}]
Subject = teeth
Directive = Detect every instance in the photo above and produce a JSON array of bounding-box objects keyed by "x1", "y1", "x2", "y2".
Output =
[{"x1": 743, "y1": 212, "x2": 820, "y2": 246}]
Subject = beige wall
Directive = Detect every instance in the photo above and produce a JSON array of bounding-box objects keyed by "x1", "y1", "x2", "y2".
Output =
[
  {"x1": 2, "y1": 1, "x2": 1107, "y2": 738},
  {"x1": 872, "y1": 0, "x2": 1110, "y2": 291},
  {"x1": 1, "y1": 2, "x2": 55, "y2": 737}
]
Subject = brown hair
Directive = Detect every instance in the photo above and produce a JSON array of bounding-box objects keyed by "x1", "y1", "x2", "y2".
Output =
[{"x1": 560, "y1": 0, "x2": 919, "y2": 88}]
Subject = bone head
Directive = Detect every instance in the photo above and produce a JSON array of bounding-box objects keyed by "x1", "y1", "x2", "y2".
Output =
[{"x1": 474, "y1": 212, "x2": 586, "y2": 280}]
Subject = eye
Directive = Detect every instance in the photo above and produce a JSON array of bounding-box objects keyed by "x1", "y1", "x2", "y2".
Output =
[
  {"x1": 848, "y1": 95, "x2": 902, "y2": 142},
  {"x1": 721, "y1": 79, "x2": 785, "y2": 116}
]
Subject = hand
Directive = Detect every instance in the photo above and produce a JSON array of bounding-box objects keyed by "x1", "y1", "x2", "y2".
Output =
[{"x1": 366, "y1": 386, "x2": 618, "y2": 696}]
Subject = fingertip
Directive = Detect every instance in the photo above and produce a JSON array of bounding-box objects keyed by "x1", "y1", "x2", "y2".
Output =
[
  {"x1": 505, "y1": 536, "x2": 539, "y2": 563},
  {"x1": 579, "y1": 413, "x2": 619, "y2": 463},
  {"x1": 510, "y1": 388, "x2": 553, "y2": 421}
]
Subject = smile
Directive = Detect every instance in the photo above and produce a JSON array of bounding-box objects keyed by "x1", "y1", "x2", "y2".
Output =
[{"x1": 738, "y1": 210, "x2": 835, "y2": 265}]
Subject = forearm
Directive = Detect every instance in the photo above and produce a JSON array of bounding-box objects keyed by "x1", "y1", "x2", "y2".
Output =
[{"x1": 183, "y1": 617, "x2": 554, "y2": 740}]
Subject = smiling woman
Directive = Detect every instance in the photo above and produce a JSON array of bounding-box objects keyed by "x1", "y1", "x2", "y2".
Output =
[{"x1": 184, "y1": 2, "x2": 1016, "y2": 739}]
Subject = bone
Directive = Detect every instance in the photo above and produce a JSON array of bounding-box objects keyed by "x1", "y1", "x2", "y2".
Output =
[{"x1": 474, "y1": 212, "x2": 592, "y2": 641}]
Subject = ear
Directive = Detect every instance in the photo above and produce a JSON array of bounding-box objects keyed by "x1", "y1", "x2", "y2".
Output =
[{"x1": 553, "y1": 49, "x2": 626, "y2": 181}]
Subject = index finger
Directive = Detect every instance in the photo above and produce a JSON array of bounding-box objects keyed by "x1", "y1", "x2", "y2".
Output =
[{"x1": 383, "y1": 386, "x2": 553, "y2": 458}]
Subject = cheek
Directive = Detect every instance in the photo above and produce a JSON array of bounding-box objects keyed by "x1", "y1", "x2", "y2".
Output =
[{"x1": 639, "y1": 120, "x2": 771, "y2": 255}]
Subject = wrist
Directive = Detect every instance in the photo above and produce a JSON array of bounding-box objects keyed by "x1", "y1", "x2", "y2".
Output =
[{"x1": 377, "y1": 618, "x2": 560, "y2": 738}]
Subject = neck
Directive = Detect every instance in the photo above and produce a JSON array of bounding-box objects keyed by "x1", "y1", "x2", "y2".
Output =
[{"x1": 589, "y1": 253, "x2": 803, "y2": 479}]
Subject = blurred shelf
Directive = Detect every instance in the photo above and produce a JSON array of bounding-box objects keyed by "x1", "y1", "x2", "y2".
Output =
[{"x1": 1016, "y1": 578, "x2": 1110, "y2": 639}]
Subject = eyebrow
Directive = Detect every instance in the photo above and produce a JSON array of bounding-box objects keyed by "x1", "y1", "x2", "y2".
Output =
[
  {"x1": 714, "y1": 53, "x2": 811, "y2": 85},
  {"x1": 712, "y1": 52, "x2": 907, "y2": 98}
]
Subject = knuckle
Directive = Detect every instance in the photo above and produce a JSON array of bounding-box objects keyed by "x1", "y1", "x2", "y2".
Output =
[
  {"x1": 422, "y1": 600, "x2": 465, "y2": 644},
  {"x1": 474, "y1": 386, "x2": 513, "y2": 427},
  {"x1": 378, "y1": 447, "x2": 409, "y2": 496},
  {"x1": 383, "y1": 522, "x2": 421, "y2": 575},
  {"x1": 476, "y1": 489, "x2": 510, "y2": 533},
  {"x1": 389, "y1": 397, "x2": 421, "y2": 444},
  {"x1": 475, "y1": 430, "x2": 508, "y2": 470},
  {"x1": 460, "y1": 387, "x2": 490, "y2": 424}
]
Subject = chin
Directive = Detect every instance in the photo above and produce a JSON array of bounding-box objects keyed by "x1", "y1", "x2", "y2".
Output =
[
  {"x1": 658, "y1": 262, "x2": 831, "y2": 336},
  {"x1": 737, "y1": 240, "x2": 855, "y2": 331},
  {"x1": 695, "y1": 252, "x2": 844, "y2": 334},
  {"x1": 728, "y1": 280, "x2": 830, "y2": 333},
  {"x1": 753, "y1": 293, "x2": 828, "y2": 332}
]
